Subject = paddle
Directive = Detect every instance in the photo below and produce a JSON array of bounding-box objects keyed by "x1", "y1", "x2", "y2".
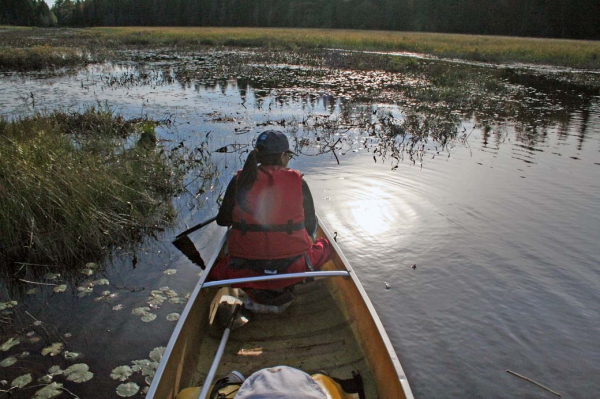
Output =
[
  {"x1": 198, "y1": 294, "x2": 248, "y2": 399},
  {"x1": 172, "y1": 216, "x2": 217, "y2": 269}
]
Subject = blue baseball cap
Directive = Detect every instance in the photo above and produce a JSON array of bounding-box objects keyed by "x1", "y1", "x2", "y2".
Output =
[{"x1": 255, "y1": 130, "x2": 297, "y2": 155}]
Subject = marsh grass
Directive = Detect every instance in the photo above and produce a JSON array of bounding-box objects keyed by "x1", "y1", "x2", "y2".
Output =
[
  {"x1": 1, "y1": 26, "x2": 599, "y2": 70},
  {"x1": 0, "y1": 107, "x2": 186, "y2": 269},
  {"x1": 0, "y1": 45, "x2": 106, "y2": 70},
  {"x1": 91, "y1": 27, "x2": 600, "y2": 69}
]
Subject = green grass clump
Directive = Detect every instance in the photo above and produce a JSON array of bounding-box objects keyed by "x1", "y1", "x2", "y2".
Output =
[
  {"x1": 0, "y1": 107, "x2": 182, "y2": 268},
  {"x1": 0, "y1": 45, "x2": 105, "y2": 70}
]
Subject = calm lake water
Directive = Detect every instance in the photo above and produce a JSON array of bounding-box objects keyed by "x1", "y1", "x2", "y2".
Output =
[{"x1": 1, "y1": 53, "x2": 599, "y2": 398}]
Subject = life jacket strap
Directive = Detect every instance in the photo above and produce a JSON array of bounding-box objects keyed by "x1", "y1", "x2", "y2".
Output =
[{"x1": 233, "y1": 220, "x2": 305, "y2": 235}]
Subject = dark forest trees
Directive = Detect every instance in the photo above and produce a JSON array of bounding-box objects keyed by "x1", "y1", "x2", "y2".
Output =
[
  {"x1": 1, "y1": 0, "x2": 57, "y2": 26},
  {"x1": 2, "y1": 0, "x2": 598, "y2": 40}
]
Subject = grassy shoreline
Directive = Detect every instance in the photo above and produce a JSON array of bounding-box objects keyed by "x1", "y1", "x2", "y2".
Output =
[{"x1": 1, "y1": 26, "x2": 599, "y2": 70}]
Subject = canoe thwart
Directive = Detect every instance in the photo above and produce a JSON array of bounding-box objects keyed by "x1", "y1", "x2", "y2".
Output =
[{"x1": 201, "y1": 270, "x2": 351, "y2": 289}]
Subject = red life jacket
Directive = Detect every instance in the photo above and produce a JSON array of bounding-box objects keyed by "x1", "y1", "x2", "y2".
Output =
[{"x1": 229, "y1": 165, "x2": 313, "y2": 260}]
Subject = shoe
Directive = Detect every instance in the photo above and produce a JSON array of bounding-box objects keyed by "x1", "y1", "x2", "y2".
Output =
[{"x1": 225, "y1": 370, "x2": 245, "y2": 384}]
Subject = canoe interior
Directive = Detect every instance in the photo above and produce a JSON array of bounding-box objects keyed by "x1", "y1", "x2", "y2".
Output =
[{"x1": 153, "y1": 226, "x2": 409, "y2": 399}]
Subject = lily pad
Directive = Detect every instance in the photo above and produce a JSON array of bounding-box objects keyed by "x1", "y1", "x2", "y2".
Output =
[
  {"x1": 166, "y1": 313, "x2": 180, "y2": 322},
  {"x1": 64, "y1": 363, "x2": 93, "y2": 383},
  {"x1": 0, "y1": 301, "x2": 17, "y2": 311},
  {"x1": 0, "y1": 357, "x2": 17, "y2": 367},
  {"x1": 116, "y1": 382, "x2": 140, "y2": 397},
  {"x1": 53, "y1": 284, "x2": 67, "y2": 293},
  {"x1": 63, "y1": 351, "x2": 81, "y2": 360},
  {"x1": 141, "y1": 313, "x2": 157, "y2": 322},
  {"x1": 113, "y1": 304, "x2": 124, "y2": 311},
  {"x1": 131, "y1": 359, "x2": 150, "y2": 372},
  {"x1": 110, "y1": 365, "x2": 133, "y2": 381},
  {"x1": 85, "y1": 262, "x2": 99, "y2": 269},
  {"x1": 11, "y1": 373, "x2": 32, "y2": 388},
  {"x1": 149, "y1": 347, "x2": 165, "y2": 362},
  {"x1": 45, "y1": 273, "x2": 60, "y2": 280},
  {"x1": 132, "y1": 307, "x2": 150, "y2": 316},
  {"x1": 48, "y1": 365, "x2": 64, "y2": 376},
  {"x1": 169, "y1": 297, "x2": 186, "y2": 304},
  {"x1": 33, "y1": 382, "x2": 63, "y2": 399},
  {"x1": 41, "y1": 343, "x2": 64, "y2": 356},
  {"x1": 163, "y1": 269, "x2": 177, "y2": 276},
  {"x1": 38, "y1": 375, "x2": 53, "y2": 383},
  {"x1": 26, "y1": 288, "x2": 38, "y2": 295},
  {"x1": 1, "y1": 338, "x2": 20, "y2": 351},
  {"x1": 93, "y1": 278, "x2": 110, "y2": 286},
  {"x1": 80, "y1": 268, "x2": 94, "y2": 276},
  {"x1": 141, "y1": 362, "x2": 158, "y2": 377},
  {"x1": 147, "y1": 296, "x2": 166, "y2": 306}
]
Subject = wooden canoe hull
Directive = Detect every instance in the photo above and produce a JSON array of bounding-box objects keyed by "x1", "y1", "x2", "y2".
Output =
[{"x1": 147, "y1": 217, "x2": 413, "y2": 399}]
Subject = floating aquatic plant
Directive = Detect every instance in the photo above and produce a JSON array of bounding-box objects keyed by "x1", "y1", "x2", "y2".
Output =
[
  {"x1": 63, "y1": 351, "x2": 81, "y2": 360},
  {"x1": 141, "y1": 362, "x2": 158, "y2": 377},
  {"x1": 169, "y1": 297, "x2": 186, "y2": 304},
  {"x1": 132, "y1": 307, "x2": 150, "y2": 315},
  {"x1": 48, "y1": 365, "x2": 63, "y2": 376},
  {"x1": 45, "y1": 273, "x2": 60, "y2": 280},
  {"x1": 0, "y1": 356, "x2": 17, "y2": 367},
  {"x1": 93, "y1": 278, "x2": 110, "y2": 286},
  {"x1": 11, "y1": 373, "x2": 32, "y2": 388},
  {"x1": 64, "y1": 363, "x2": 93, "y2": 383},
  {"x1": 116, "y1": 382, "x2": 140, "y2": 397},
  {"x1": 149, "y1": 347, "x2": 165, "y2": 362},
  {"x1": 80, "y1": 268, "x2": 94, "y2": 276},
  {"x1": 86, "y1": 262, "x2": 99, "y2": 269},
  {"x1": 39, "y1": 375, "x2": 53, "y2": 383},
  {"x1": 53, "y1": 285, "x2": 67, "y2": 293},
  {"x1": 163, "y1": 269, "x2": 177, "y2": 275},
  {"x1": 41, "y1": 343, "x2": 64, "y2": 356},
  {"x1": 1, "y1": 337, "x2": 20, "y2": 351},
  {"x1": 141, "y1": 313, "x2": 157, "y2": 322},
  {"x1": 33, "y1": 382, "x2": 63, "y2": 399},
  {"x1": 26, "y1": 288, "x2": 38, "y2": 295},
  {"x1": 166, "y1": 313, "x2": 180, "y2": 321},
  {"x1": 113, "y1": 304, "x2": 124, "y2": 311},
  {"x1": 0, "y1": 301, "x2": 17, "y2": 311},
  {"x1": 110, "y1": 365, "x2": 133, "y2": 381}
]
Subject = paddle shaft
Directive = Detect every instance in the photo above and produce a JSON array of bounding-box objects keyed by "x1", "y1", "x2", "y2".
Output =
[
  {"x1": 198, "y1": 304, "x2": 241, "y2": 399},
  {"x1": 175, "y1": 216, "x2": 217, "y2": 239}
]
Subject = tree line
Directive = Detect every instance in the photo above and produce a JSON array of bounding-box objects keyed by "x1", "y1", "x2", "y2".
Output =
[{"x1": 2, "y1": 0, "x2": 599, "y2": 40}]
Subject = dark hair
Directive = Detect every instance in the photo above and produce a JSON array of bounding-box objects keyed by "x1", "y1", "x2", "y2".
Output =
[{"x1": 236, "y1": 149, "x2": 286, "y2": 208}]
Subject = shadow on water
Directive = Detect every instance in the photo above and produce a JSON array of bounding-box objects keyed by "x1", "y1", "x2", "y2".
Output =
[{"x1": 0, "y1": 48, "x2": 599, "y2": 398}]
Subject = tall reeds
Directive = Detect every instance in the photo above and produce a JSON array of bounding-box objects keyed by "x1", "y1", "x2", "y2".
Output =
[{"x1": 0, "y1": 107, "x2": 182, "y2": 269}]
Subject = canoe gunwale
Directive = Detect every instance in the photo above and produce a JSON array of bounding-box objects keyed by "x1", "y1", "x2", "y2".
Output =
[
  {"x1": 316, "y1": 215, "x2": 415, "y2": 399},
  {"x1": 146, "y1": 229, "x2": 228, "y2": 399}
]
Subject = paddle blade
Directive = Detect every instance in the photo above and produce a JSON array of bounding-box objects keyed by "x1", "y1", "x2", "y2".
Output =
[{"x1": 172, "y1": 235, "x2": 206, "y2": 269}]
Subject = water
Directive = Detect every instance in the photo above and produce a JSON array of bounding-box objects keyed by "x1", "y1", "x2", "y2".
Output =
[{"x1": 1, "y1": 55, "x2": 599, "y2": 398}]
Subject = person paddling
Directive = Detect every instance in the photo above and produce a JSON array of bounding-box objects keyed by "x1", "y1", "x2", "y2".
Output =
[{"x1": 208, "y1": 130, "x2": 333, "y2": 312}]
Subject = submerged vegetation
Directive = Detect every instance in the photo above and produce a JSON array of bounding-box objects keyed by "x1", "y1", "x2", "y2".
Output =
[{"x1": 0, "y1": 106, "x2": 209, "y2": 270}]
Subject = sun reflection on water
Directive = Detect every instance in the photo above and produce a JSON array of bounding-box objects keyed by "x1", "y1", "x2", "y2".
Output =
[{"x1": 347, "y1": 185, "x2": 416, "y2": 236}]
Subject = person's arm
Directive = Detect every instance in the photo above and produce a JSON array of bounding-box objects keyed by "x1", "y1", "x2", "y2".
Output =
[
  {"x1": 216, "y1": 176, "x2": 237, "y2": 226},
  {"x1": 302, "y1": 179, "x2": 317, "y2": 237}
]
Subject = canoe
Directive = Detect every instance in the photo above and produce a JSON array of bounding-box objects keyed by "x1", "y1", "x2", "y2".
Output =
[{"x1": 147, "y1": 216, "x2": 414, "y2": 399}]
